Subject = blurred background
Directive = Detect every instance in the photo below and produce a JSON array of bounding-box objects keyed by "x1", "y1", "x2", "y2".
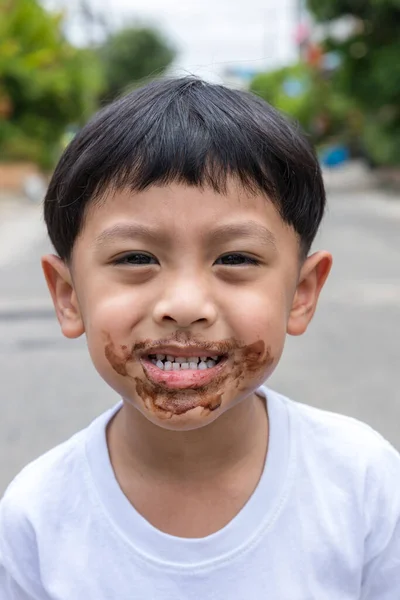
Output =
[{"x1": 0, "y1": 0, "x2": 399, "y2": 493}]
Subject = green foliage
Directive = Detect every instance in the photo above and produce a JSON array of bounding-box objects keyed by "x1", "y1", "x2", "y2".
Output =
[
  {"x1": 0, "y1": 1, "x2": 176, "y2": 168},
  {"x1": 0, "y1": 0, "x2": 103, "y2": 168},
  {"x1": 250, "y1": 63, "x2": 354, "y2": 144},
  {"x1": 308, "y1": 0, "x2": 400, "y2": 22},
  {"x1": 307, "y1": 0, "x2": 400, "y2": 165},
  {"x1": 361, "y1": 119, "x2": 400, "y2": 167},
  {"x1": 251, "y1": 64, "x2": 314, "y2": 127},
  {"x1": 98, "y1": 27, "x2": 176, "y2": 102}
]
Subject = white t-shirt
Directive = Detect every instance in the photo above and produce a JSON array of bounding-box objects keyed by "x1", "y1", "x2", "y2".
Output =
[{"x1": 1, "y1": 386, "x2": 400, "y2": 599}]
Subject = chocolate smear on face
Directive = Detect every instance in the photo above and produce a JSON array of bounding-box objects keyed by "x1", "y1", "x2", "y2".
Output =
[
  {"x1": 134, "y1": 376, "x2": 222, "y2": 417},
  {"x1": 231, "y1": 339, "x2": 274, "y2": 390},
  {"x1": 104, "y1": 334, "x2": 133, "y2": 376},
  {"x1": 103, "y1": 331, "x2": 274, "y2": 417}
]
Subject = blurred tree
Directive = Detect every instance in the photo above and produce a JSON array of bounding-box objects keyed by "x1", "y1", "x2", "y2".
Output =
[
  {"x1": 307, "y1": 0, "x2": 400, "y2": 165},
  {"x1": 0, "y1": 0, "x2": 103, "y2": 168},
  {"x1": 251, "y1": 63, "x2": 320, "y2": 132},
  {"x1": 250, "y1": 62, "x2": 354, "y2": 145},
  {"x1": 98, "y1": 26, "x2": 176, "y2": 102}
]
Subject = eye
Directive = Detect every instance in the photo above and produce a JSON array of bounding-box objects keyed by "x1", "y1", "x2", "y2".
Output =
[
  {"x1": 214, "y1": 253, "x2": 261, "y2": 266},
  {"x1": 113, "y1": 252, "x2": 158, "y2": 266}
]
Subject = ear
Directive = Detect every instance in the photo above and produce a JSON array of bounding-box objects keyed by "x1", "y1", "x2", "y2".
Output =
[
  {"x1": 41, "y1": 254, "x2": 85, "y2": 339},
  {"x1": 287, "y1": 251, "x2": 332, "y2": 336}
]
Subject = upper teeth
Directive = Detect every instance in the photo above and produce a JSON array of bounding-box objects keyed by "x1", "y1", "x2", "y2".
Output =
[
  {"x1": 155, "y1": 354, "x2": 219, "y2": 362},
  {"x1": 150, "y1": 354, "x2": 221, "y2": 371}
]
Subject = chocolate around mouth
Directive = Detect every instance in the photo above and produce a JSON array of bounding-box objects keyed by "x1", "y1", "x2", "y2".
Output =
[
  {"x1": 103, "y1": 332, "x2": 273, "y2": 417},
  {"x1": 135, "y1": 377, "x2": 224, "y2": 416}
]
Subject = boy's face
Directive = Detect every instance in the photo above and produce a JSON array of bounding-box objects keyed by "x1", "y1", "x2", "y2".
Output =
[{"x1": 43, "y1": 182, "x2": 331, "y2": 430}]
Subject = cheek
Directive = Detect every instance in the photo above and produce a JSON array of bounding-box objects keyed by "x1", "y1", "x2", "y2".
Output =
[
  {"x1": 225, "y1": 284, "x2": 290, "y2": 348},
  {"x1": 80, "y1": 284, "x2": 147, "y2": 371},
  {"x1": 83, "y1": 285, "x2": 146, "y2": 333}
]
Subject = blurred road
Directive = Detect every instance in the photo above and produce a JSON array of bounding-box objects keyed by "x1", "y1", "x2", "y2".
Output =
[{"x1": 1, "y1": 163, "x2": 400, "y2": 493}]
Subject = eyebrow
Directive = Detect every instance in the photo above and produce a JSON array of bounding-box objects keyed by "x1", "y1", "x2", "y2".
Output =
[
  {"x1": 204, "y1": 221, "x2": 277, "y2": 251},
  {"x1": 94, "y1": 221, "x2": 277, "y2": 251},
  {"x1": 93, "y1": 223, "x2": 169, "y2": 248}
]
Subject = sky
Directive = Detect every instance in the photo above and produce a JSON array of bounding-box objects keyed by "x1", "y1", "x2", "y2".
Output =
[{"x1": 53, "y1": 0, "x2": 301, "y2": 83}]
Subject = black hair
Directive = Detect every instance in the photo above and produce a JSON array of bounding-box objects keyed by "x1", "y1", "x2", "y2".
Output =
[{"x1": 44, "y1": 76, "x2": 326, "y2": 262}]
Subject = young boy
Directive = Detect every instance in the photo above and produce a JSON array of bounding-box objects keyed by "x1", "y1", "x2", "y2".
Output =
[{"x1": 1, "y1": 77, "x2": 399, "y2": 599}]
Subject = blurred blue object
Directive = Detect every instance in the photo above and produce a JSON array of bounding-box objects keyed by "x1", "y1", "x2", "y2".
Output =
[
  {"x1": 322, "y1": 52, "x2": 342, "y2": 72},
  {"x1": 320, "y1": 145, "x2": 350, "y2": 167},
  {"x1": 282, "y1": 77, "x2": 307, "y2": 98}
]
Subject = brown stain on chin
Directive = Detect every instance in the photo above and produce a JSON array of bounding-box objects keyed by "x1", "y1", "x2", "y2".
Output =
[
  {"x1": 103, "y1": 331, "x2": 273, "y2": 417},
  {"x1": 104, "y1": 337, "x2": 133, "y2": 376},
  {"x1": 135, "y1": 377, "x2": 222, "y2": 418}
]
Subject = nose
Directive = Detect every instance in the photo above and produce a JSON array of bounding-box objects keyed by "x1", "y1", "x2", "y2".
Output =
[{"x1": 152, "y1": 275, "x2": 218, "y2": 329}]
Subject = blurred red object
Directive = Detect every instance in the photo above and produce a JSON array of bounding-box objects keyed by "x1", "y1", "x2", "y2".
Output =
[{"x1": 306, "y1": 44, "x2": 323, "y2": 67}]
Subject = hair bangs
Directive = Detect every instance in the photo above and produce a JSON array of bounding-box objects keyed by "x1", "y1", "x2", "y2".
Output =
[{"x1": 82, "y1": 90, "x2": 280, "y2": 206}]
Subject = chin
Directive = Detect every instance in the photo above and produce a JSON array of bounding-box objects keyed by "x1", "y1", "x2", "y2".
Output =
[
  {"x1": 133, "y1": 388, "x2": 227, "y2": 431},
  {"x1": 145, "y1": 404, "x2": 223, "y2": 431}
]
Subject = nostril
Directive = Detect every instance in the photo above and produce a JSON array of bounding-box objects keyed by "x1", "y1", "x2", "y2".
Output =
[{"x1": 161, "y1": 315, "x2": 208, "y2": 324}]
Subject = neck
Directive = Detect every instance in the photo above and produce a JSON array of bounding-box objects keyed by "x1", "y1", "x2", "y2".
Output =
[{"x1": 108, "y1": 392, "x2": 268, "y2": 483}]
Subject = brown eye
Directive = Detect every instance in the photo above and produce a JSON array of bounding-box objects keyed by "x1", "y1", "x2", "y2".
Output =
[
  {"x1": 114, "y1": 253, "x2": 158, "y2": 265},
  {"x1": 215, "y1": 253, "x2": 260, "y2": 266}
]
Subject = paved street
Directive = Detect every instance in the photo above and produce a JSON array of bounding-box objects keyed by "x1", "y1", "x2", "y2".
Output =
[{"x1": 1, "y1": 163, "x2": 400, "y2": 494}]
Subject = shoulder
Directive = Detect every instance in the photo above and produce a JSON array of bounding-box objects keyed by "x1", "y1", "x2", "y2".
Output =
[
  {"x1": 267, "y1": 389, "x2": 400, "y2": 585},
  {"x1": 272, "y1": 387, "x2": 399, "y2": 464},
  {"x1": 269, "y1": 387, "x2": 400, "y2": 515},
  {"x1": 0, "y1": 403, "x2": 119, "y2": 520},
  {"x1": 265, "y1": 386, "x2": 400, "y2": 495},
  {"x1": 0, "y1": 427, "x2": 88, "y2": 589},
  {"x1": 0, "y1": 405, "x2": 119, "y2": 591},
  {"x1": 0, "y1": 401, "x2": 114, "y2": 540},
  {"x1": 1, "y1": 427, "x2": 87, "y2": 527}
]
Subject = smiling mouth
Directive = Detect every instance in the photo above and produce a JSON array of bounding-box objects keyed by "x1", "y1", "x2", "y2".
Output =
[
  {"x1": 148, "y1": 353, "x2": 224, "y2": 371},
  {"x1": 140, "y1": 352, "x2": 228, "y2": 390}
]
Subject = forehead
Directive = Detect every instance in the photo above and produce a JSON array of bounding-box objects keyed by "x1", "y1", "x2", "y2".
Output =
[{"x1": 80, "y1": 182, "x2": 298, "y2": 250}]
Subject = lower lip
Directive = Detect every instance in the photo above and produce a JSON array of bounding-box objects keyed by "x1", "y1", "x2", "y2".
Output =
[{"x1": 140, "y1": 358, "x2": 227, "y2": 389}]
